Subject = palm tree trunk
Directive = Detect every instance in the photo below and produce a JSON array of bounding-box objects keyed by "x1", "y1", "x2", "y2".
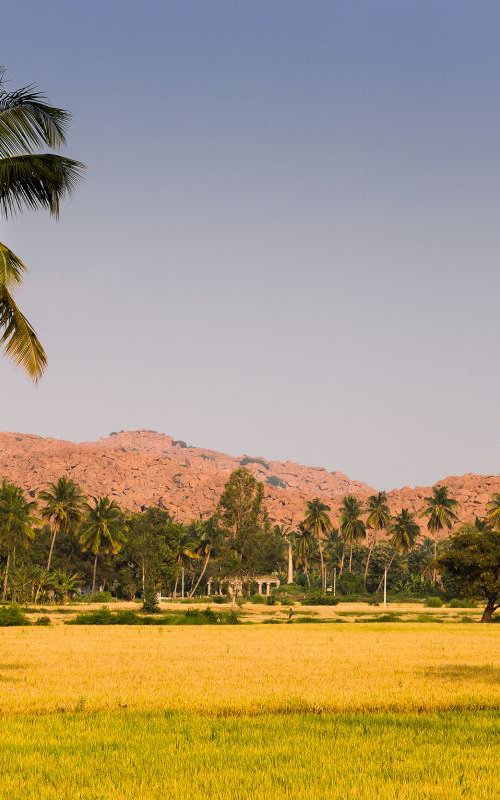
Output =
[
  {"x1": 376, "y1": 554, "x2": 396, "y2": 594},
  {"x1": 364, "y1": 532, "x2": 379, "y2": 586},
  {"x1": 433, "y1": 537, "x2": 438, "y2": 585},
  {"x1": 287, "y1": 539, "x2": 294, "y2": 584},
  {"x1": 349, "y1": 541, "x2": 353, "y2": 572},
  {"x1": 2, "y1": 552, "x2": 10, "y2": 600},
  {"x1": 46, "y1": 526, "x2": 58, "y2": 571},
  {"x1": 339, "y1": 542, "x2": 346, "y2": 576},
  {"x1": 305, "y1": 565, "x2": 310, "y2": 587},
  {"x1": 318, "y1": 539, "x2": 325, "y2": 591},
  {"x1": 92, "y1": 553, "x2": 98, "y2": 594},
  {"x1": 189, "y1": 550, "x2": 211, "y2": 597},
  {"x1": 173, "y1": 576, "x2": 178, "y2": 598}
]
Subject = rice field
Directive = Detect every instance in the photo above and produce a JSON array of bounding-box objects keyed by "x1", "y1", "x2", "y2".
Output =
[{"x1": 1, "y1": 622, "x2": 499, "y2": 798}]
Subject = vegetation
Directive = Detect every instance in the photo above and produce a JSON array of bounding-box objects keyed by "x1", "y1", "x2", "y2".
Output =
[
  {"x1": 0, "y1": 469, "x2": 497, "y2": 619},
  {"x1": 0, "y1": 68, "x2": 83, "y2": 379}
]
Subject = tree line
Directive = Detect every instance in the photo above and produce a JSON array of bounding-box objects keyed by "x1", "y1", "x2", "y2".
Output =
[{"x1": 0, "y1": 467, "x2": 499, "y2": 619}]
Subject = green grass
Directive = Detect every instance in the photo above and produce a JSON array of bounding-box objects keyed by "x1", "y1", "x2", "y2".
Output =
[{"x1": 0, "y1": 710, "x2": 498, "y2": 799}]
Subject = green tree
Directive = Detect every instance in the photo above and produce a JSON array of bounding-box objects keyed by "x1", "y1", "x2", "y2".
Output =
[
  {"x1": 189, "y1": 517, "x2": 221, "y2": 597},
  {"x1": 39, "y1": 476, "x2": 86, "y2": 571},
  {"x1": 0, "y1": 479, "x2": 38, "y2": 599},
  {"x1": 339, "y1": 495, "x2": 366, "y2": 574},
  {"x1": 438, "y1": 525, "x2": 500, "y2": 622},
  {"x1": 0, "y1": 68, "x2": 84, "y2": 379},
  {"x1": 376, "y1": 508, "x2": 420, "y2": 592},
  {"x1": 303, "y1": 498, "x2": 332, "y2": 591},
  {"x1": 364, "y1": 491, "x2": 391, "y2": 584},
  {"x1": 173, "y1": 526, "x2": 199, "y2": 598},
  {"x1": 486, "y1": 494, "x2": 500, "y2": 533},
  {"x1": 421, "y1": 486, "x2": 459, "y2": 581},
  {"x1": 216, "y1": 468, "x2": 271, "y2": 578},
  {"x1": 293, "y1": 523, "x2": 316, "y2": 587},
  {"x1": 79, "y1": 497, "x2": 125, "y2": 594}
]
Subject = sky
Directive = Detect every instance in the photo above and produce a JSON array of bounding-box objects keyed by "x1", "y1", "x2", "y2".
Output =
[{"x1": 1, "y1": 1, "x2": 499, "y2": 490}]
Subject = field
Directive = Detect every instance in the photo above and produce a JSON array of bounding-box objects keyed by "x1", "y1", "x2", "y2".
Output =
[{"x1": 1, "y1": 616, "x2": 499, "y2": 798}]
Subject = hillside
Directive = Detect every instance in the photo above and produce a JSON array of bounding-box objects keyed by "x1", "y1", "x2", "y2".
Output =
[{"x1": 0, "y1": 429, "x2": 498, "y2": 533}]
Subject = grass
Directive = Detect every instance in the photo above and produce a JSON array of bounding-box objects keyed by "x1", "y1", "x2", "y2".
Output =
[
  {"x1": 0, "y1": 622, "x2": 498, "y2": 798},
  {"x1": 0, "y1": 711, "x2": 498, "y2": 799}
]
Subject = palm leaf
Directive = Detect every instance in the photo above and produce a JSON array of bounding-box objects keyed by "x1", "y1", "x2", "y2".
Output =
[
  {"x1": 0, "y1": 154, "x2": 84, "y2": 218},
  {"x1": 0, "y1": 78, "x2": 71, "y2": 157},
  {"x1": 0, "y1": 247, "x2": 46, "y2": 380}
]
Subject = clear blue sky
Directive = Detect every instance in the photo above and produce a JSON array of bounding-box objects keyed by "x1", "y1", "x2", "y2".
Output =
[{"x1": 1, "y1": 1, "x2": 499, "y2": 489}]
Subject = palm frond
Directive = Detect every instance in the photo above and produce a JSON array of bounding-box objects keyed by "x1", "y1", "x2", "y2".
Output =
[
  {"x1": 0, "y1": 280, "x2": 46, "y2": 381},
  {"x1": 0, "y1": 240, "x2": 26, "y2": 288},
  {"x1": 0, "y1": 81, "x2": 71, "y2": 157},
  {"x1": 0, "y1": 154, "x2": 84, "y2": 218}
]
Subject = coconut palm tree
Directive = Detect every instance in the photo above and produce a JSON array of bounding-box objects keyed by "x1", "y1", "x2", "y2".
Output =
[
  {"x1": 39, "y1": 476, "x2": 86, "y2": 571},
  {"x1": 273, "y1": 519, "x2": 295, "y2": 584},
  {"x1": 0, "y1": 68, "x2": 84, "y2": 379},
  {"x1": 189, "y1": 517, "x2": 220, "y2": 597},
  {"x1": 0, "y1": 479, "x2": 38, "y2": 599},
  {"x1": 339, "y1": 495, "x2": 366, "y2": 573},
  {"x1": 173, "y1": 528, "x2": 199, "y2": 598},
  {"x1": 293, "y1": 523, "x2": 316, "y2": 587},
  {"x1": 376, "y1": 508, "x2": 420, "y2": 593},
  {"x1": 79, "y1": 497, "x2": 125, "y2": 594},
  {"x1": 421, "y1": 485, "x2": 459, "y2": 582},
  {"x1": 303, "y1": 499, "x2": 332, "y2": 591},
  {"x1": 364, "y1": 491, "x2": 391, "y2": 584},
  {"x1": 486, "y1": 494, "x2": 500, "y2": 533}
]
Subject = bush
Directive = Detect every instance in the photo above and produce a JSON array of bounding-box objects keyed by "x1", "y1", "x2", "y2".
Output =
[
  {"x1": 303, "y1": 593, "x2": 339, "y2": 606},
  {"x1": 142, "y1": 589, "x2": 159, "y2": 614},
  {"x1": 85, "y1": 591, "x2": 113, "y2": 604},
  {"x1": 0, "y1": 605, "x2": 30, "y2": 626},
  {"x1": 448, "y1": 598, "x2": 476, "y2": 608},
  {"x1": 248, "y1": 594, "x2": 266, "y2": 604},
  {"x1": 35, "y1": 615, "x2": 51, "y2": 626},
  {"x1": 425, "y1": 596, "x2": 444, "y2": 608},
  {"x1": 211, "y1": 595, "x2": 227, "y2": 604}
]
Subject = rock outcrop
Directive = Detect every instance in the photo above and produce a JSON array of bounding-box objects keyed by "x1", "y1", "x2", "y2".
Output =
[{"x1": 0, "y1": 430, "x2": 498, "y2": 534}]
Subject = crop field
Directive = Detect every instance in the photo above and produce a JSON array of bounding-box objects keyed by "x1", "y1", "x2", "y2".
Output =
[{"x1": 1, "y1": 622, "x2": 499, "y2": 799}]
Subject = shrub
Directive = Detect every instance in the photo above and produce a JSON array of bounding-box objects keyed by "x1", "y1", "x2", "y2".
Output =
[
  {"x1": 248, "y1": 594, "x2": 266, "y2": 604},
  {"x1": 0, "y1": 605, "x2": 30, "y2": 626},
  {"x1": 303, "y1": 593, "x2": 339, "y2": 606},
  {"x1": 425, "y1": 596, "x2": 444, "y2": 608},
  {"x1": 35, "y1": 615, "x2": 51, "y2": 626},
  {"x1": 70, "y1": 607, "x2": 115, "y2": 625},
  {"x1": 448, "y1": 598, "x2": 476, "y2": 608},
  {"x1": 239, "y1": 456, "x2": 270, "y2": 470},
  {"x1": 266, "y1": 475, "x2": 287, "y2": 489},
  {"x1": 211, "y1": 595, "x2": 227, "y2": 604},
  {"x1": 143, "y1": 589, "x2": 160, "y2": 614},
  {"x1": 85, "y1": 591, "x2": 113, "y2": 604}
]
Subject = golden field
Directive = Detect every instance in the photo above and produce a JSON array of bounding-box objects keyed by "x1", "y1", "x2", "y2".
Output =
[{"x1": 1, "y1": 622, "x2": 499, "y2": 715}]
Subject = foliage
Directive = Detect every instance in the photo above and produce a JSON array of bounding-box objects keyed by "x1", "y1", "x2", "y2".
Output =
[
  {"x1": 0, "y1": 604, "x2": 29, "y2": 626},
  {"x1": 438, "y1": 524, "x2": 500, "y2": 622},
  {"x1": 302, "y1": 592, "x2": 339, "y2": 606},
  {"x1": 425, "y1": 596, "x2": 444, "y2": 608},
  {"x1": 0, "y1": 68, "x2": 84, "y2": 379}
]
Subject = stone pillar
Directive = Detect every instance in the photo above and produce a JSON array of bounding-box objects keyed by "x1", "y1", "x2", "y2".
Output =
[
  {"x1": 266, "y1": 582, "x2": 270, "y2": 597},
  {"x1": 207, "y1": 580, "x2": 212, "y2": 596},
  {"x1": 257, "y1": 581, "x2": 262, "y2": 595}
]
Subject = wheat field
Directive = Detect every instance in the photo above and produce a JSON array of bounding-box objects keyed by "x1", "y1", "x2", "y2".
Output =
[{"x1": 1, "y1": 623, "x2": 499, "y2": 799}]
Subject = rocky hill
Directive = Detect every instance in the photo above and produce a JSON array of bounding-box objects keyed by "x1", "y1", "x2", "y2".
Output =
[{"x1": 0, "y1": 430, "x2": 498, "y2": 535}]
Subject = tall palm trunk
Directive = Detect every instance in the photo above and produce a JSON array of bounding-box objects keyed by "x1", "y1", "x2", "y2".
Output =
[
  {"x1": 339, "y1": 542, "x2": 346, "y2": 575},
  {"x1": 376, "y1": 554, "x2": 396, "y2": 593},
  {"x1": 349, "y1": 540, "x2": 354, "y2": 573},
  {"x1": 92, "y1": 553, "x2": 98, "y2": 594},
  {"x1": 305, "y1": 564, "x2": 311, "y2": 587},
  {"x1": 46, "y1": 524, "x2": 59, "y2": 570},
  {"x1": 189, "y1": 549, "x2": 211, "y2": 597},
  {"x1": 2, "y1": 552, "x2": 10, "y2": 600},
  {"x1": 364, "y1": 531, "x2": 380, "y2": 586},
  {"x1": 317, "y1": 532, "x2": 326, "y2": 591},
  {"x1": 287, "y1": 539, "x2": 294, "y2": 584}
]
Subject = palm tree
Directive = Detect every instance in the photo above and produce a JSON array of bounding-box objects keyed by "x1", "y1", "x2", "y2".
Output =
[
  {"x1": 273, "y1": 519, "x2": 295, "y2": 584},
  {"x1": 303, "y1": 499, "x2": 332, "y2": 591},
  {"x1": 39, "y1": 476, "x2": 86, "y2": 571},
  {"x1": 377, "y1": 508, "x2": 420, "y2": 593},
  {"x1": 486, "y1": 494, "x2": 500, "y2": 533},
  {"x1": 364, "y1": 491, "x2": 391, "y2": 584},
  {"x1": 421, "y1": 485, "x2": 459, "y2": 581},
  {"x1": 0, "y1": 68, "x2": 84, "y2": 379},
  {"x1": 0, "y1": 479, "x2": 38, "y2": 599},
  {"x1": 189, "y1": 517, "x2": 220, "y2": 597},
  {"x1": 339, "y1": 495, "x2": 366, "y2": 573},
  {"x1": 173, "y1": 528, "x2": 198, "y2": 598},
  {"x1": 79, "y1": 497, "x2": 125, "y2": 594},
  {"x1": 293, "y1": 523, "x2": 316, "y2": 587}
]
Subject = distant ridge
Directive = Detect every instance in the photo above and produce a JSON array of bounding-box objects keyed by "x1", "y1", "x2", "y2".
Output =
[{"x1": 0, "y1": 429, "x2": 498, "y2": 531}]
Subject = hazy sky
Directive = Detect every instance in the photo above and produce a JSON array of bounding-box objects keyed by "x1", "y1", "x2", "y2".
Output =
[{"x1": 1, "y1": 1, "x2": 499, "y2": 490}]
